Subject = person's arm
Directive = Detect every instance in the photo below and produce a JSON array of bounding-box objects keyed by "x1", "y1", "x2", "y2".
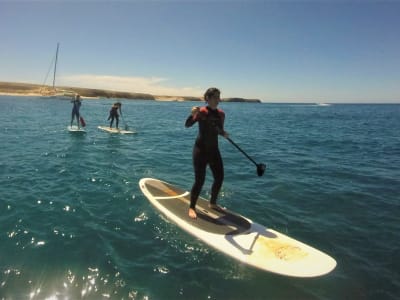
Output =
[
  {"x1": 220, "y1": 130, "x2": 229, "y2": 138},
  {"x1": 218, "y1": 110, "x2": 229, "y2": 138},
  {"x1": 185, "y1": 106, "x2": 200, "y2": 127}
]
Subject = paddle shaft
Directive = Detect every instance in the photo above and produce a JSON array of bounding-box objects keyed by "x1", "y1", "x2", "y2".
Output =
[
  {"x1": 120, "y1": 109, "x2": 129, "y2": 129},
  {"x1": 226, "y1": 137, "x2": 258, "y2": 167}
]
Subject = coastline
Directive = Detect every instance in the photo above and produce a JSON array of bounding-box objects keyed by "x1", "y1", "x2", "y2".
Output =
[{"x1": 0, "y1": 81, "x2": 261, "y2": 103}]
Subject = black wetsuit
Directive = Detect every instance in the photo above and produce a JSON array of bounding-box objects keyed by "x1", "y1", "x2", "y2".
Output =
[
  {"x1": 185, "y1": 106, "x2": 226, "y2": 209},
  {"x1": 71, "y1": 99, "x2": 81, "y2": 126},
  {"x1": 108, "y1": 106, "x2": 119, "y2": 128}
]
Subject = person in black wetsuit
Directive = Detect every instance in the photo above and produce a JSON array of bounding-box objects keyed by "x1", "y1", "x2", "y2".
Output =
[
  {"x1": 70, "y1": 94, "x2": 82, "y2": 128},
  {"x1": 185, "y1": 87, "x2": 229, "y2": 219},
  {"x1": 108, "y1": 102, "x2": 122, "y2": 129}
]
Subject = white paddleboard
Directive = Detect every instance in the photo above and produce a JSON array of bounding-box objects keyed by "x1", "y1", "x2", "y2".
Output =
[
  {"x1": 98, "y1": 126, "x2": 135, "y2": 134},
  {"x1": 139, "y1": 178, "x2": 337, "y2": 277},
  {"x1": 67, "y1": 125, "x2": 85, "y2": 133}
]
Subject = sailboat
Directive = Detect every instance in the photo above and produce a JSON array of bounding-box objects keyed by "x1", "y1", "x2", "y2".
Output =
[{"x1": 40, "y1": 43, "x2": 75, "y2": 99}]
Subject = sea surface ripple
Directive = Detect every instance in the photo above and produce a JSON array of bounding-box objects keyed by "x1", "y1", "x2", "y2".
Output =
[{"x1": 0, "y1": 96, "x2": 399, "y2": 300}]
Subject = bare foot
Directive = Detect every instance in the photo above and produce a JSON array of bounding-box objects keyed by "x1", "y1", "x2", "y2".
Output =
[{"x1": 188, "y1": 208, "x2": 197, "y2": 219}]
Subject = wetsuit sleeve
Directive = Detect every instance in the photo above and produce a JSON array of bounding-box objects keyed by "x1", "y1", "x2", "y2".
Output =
[{"x1": 185, "y1": 114, "x2": 197, "y2": 127}]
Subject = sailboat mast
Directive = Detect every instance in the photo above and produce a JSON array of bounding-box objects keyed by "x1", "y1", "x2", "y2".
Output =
[{"x1": 52, "y1": 42, "x2": 59, "y2": 90}]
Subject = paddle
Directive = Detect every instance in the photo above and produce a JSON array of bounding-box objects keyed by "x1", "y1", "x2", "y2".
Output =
[
  {"x1": 122, "y1": 116, "x2": 129, "y2": 131},
  {"x1": 226, "y1": 137, "x2": 266, "y2": 176},
  {"x1": 79, "y1": 116, "x2": 86, "y2": 127},
  {"x1": 120, "y1": 108, "x2": 129, "y2": 130}
]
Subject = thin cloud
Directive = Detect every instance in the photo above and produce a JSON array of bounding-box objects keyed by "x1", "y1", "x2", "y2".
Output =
[{"x1": 59, "y1": 74, "x2": 203, "y2": 96}]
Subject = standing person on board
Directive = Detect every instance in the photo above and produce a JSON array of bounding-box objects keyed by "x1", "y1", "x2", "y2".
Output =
[
  {"x1": 70, "y1": 94, "x2": 82, "y2": 128},
  {"x1": 185, "y1": 87, "x2": 229, "y2": 219},
  {"x1": 108, "y1": 102, "x2": 122, "y2": 129}
]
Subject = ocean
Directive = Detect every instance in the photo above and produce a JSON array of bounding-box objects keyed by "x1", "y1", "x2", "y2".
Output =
[{"x1": 0, "y1": 96, "x2": 399, "y2": 300}]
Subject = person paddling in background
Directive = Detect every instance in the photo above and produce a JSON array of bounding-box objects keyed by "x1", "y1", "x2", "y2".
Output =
[
  {"x1": 70, "y1": 94, "x2": 82, "y2": 128},
  {"x1": 108, "y1": 102, "x2": 122, "y2": 129},
  {"x1": 185, "y1": 87, "x2": 229, "y2": 219}
]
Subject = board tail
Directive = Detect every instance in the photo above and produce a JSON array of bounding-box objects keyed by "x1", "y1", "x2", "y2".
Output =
[{"x1": 80, "y1": 116, "x2": 86, "y2": 127}]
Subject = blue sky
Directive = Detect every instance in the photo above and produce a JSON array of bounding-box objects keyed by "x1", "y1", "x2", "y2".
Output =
[{"x1": 0, "y1": 1, "x2": 399, "y2": 103}]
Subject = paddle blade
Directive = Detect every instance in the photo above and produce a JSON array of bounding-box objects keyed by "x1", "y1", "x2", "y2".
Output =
[
  {"x1": 257, "y1": 163, "x2": 266, "y2": 176},
  {"x1": 80, "y1": 117, "x2": 86, "y2": 127}
]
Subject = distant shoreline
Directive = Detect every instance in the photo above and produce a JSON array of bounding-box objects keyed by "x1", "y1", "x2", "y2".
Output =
[{"x1": 0, "y1": 81, "x2": 261, "y2": 103}]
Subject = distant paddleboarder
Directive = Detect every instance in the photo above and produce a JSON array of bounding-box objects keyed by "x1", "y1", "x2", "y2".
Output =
[
  {"x1": 70, "y1": 94, "x2": 82, "y2": 128},
  {"x1": 185, "y1": 87, "x2": 229, "y2": 219},
  {"x1": 108, "y1": 102, "x2": 122, "y2": 129}
]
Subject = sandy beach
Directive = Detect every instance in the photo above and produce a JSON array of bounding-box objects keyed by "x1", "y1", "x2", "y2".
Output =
[
  {"x1": 0, "y1": 81, "x2": 198, "y2": 101},
  {"x1": 0, "y1": 81, "x2": 261, "y2": 103}
]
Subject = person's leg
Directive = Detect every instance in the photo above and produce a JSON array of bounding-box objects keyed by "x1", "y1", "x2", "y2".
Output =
[
  {"x1": 209, "y1": 150, "x2": 224, "y2": 206},
  {"x1": 71, "y1": 110, "x2": 75, "y2": 126},
  {"x1": 189, "y1": 147, "x2": 207, "y2": 218}
]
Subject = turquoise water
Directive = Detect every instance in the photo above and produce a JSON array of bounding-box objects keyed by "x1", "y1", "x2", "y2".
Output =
[{"x1": 0, "y1": 96, "x2": 399, "y2": 300}]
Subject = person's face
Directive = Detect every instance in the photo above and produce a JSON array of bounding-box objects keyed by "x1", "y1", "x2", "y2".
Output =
[{"x1": 207, "y1": 92, "x2": 220, "y2": 108}]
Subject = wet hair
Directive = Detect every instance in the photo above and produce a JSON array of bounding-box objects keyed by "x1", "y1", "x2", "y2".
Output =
[{"x1": 204, "y1": 87, "x2": 220, "y2": 102}]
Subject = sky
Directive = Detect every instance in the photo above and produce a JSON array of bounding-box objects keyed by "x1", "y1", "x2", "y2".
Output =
[{"x1": 0, "y1": 0, "x2": 399, "y2": 103}]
